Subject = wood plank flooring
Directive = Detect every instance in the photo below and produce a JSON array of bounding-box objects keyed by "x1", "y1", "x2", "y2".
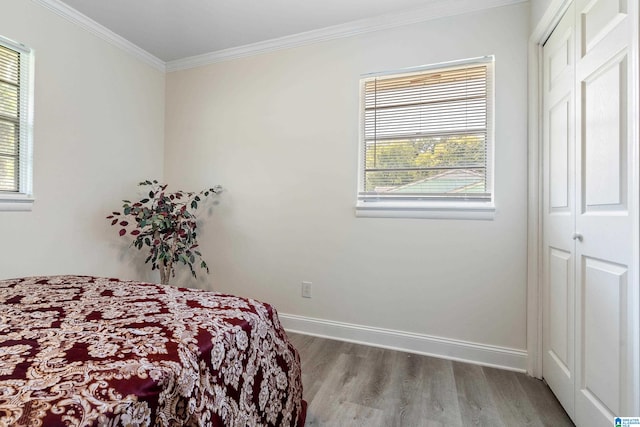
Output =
[{"x1": 288, "y1": 333, "x2": 574, "y2": 427}]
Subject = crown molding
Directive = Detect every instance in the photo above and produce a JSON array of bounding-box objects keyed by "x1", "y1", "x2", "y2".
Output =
[
  {"x1": 31, "y1": 0, "x2": 166, "y2": 72},
  {"x1": 167, "y1": 0, "x2": 527, "y2": 72}
]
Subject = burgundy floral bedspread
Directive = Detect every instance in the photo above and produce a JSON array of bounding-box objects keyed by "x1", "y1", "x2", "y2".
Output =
[{"x1": 0, "y1": 276, "x2": 305, "y2": 427}]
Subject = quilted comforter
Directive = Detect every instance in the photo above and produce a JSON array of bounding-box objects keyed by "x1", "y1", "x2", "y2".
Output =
[{"x1": 0, "y1": 275, "x2": 305, "y2": 427}]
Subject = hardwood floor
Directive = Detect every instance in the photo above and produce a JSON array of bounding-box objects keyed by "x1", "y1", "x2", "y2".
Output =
[{"x1": 288, "y1": 333, "x2": 574, "y2": 427}]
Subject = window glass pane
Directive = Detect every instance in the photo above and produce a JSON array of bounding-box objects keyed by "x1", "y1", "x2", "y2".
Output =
[
  {"x1": 365, "y1": 168, "x2": 486, "y2": 195},
  {"x1": 364, "y1": 134, "x2": 487, "y2": 193},
  {"x1": 360, "y1": 59, "x2": 492, "y2": 201},
  {"x1": 0, "y1": 38, "x2": 24, "y2": 198}
]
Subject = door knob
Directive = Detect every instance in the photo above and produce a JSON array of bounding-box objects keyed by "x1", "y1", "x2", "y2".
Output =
[{"x1": 572, "y1": 232, "x2": 583, "y2": 242}]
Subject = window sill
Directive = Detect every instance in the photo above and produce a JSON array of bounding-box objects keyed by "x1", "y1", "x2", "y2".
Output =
[
  {"x1": 0, "y1": 194, "x2": 35, "y2": 212},
  {"x1": 355, "y1": 200, "x2": 495, "y2": 220}
]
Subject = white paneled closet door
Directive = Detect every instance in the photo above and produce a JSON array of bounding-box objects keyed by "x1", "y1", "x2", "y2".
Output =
[
  {"x1": 542, "y1": 1, "x2": 639, "y2": 425},
  {"x1": 574, "y1": 0, "x2": 637, "y2": 424},
  {"x1": 542, "y1": 1, "x2": 576, "y2": 419}
]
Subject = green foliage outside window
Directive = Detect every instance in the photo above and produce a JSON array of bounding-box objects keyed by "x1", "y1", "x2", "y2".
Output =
[{"x1": 364, "y1": 134, "x2": 486, "y2": 193}]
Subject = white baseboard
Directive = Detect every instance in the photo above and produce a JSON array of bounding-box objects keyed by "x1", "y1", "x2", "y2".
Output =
[{"x1": 279, "y1": 313, "x2": 527, "y2": 373}]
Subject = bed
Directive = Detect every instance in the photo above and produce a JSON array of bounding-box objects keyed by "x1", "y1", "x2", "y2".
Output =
[{"x1": 0, "y1": 275, "x2": 306, "y2": 426}]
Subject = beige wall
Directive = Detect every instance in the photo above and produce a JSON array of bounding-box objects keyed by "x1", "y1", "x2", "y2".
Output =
[
  {"x1": 530, "y1": 0, "x2": 556, "y2": 29},
  {"x1": 165, "y1": 3, "x2": 530, "y2": 350},
  {"x1": 0, "y1": 0, "x2": 165, "y2": 281},
  {"x1": 0, "y1": 0, "x2": 530, "y2": 354}
]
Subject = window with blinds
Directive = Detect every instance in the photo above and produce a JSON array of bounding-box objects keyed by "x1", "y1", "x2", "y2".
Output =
[
  {"x1": 358, "y1": 57, "x2": 494, "y2": 208},
  {"x1": 0, "y1": 36, "x2": 32, "y2": 200}
]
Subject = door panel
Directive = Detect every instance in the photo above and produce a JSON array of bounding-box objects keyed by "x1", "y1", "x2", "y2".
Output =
[
  {"x1": 542, "y1": 3, "x2": 576, "y2": 419},
  {"x1": 549, "y1": 29, "x2": 573, "y2": 90},
  {"x1": 549, "y1": 98, "x2": 571, "y2": 209},
  {"x1": 581, "y1": 0, "x2": 628, "y2": 55},
  {"x1": 574, "y1": 0, "x2": 636, "y2": 425},
  {"x1": 581, "y1": 257, "x2": 627, "y2": 416},
  {"x1": 582, "y1": 54, "x2": 626, "y2": 209},
  {"x1": 549, "y1": 248, "x2": 572, "y2": 371}
]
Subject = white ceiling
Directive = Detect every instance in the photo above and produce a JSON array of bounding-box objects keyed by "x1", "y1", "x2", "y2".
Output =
[{"x1": 58, "y1": 0, "x2": 450, "y2": 62}]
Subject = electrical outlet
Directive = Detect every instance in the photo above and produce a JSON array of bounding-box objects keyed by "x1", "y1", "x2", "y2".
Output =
[{"x1": 301, "y1": 281, "x2": 312, "y2": 298}]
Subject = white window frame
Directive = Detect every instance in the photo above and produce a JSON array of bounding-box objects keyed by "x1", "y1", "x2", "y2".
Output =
[
  {"x1": 356, "y1": 56, "x2": 495, "y2": 220},
  {"x1": 0, "y1": 35, "x2": 34, "y2": 212}
]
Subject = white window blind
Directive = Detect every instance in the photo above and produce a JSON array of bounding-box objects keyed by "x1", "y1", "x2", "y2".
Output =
[
  {"x1": 358, "y1": 57, "x2": 494, "y2": 207},
  {"x1": 0, "y1": 37, "x2": 32, "y2": 199}
]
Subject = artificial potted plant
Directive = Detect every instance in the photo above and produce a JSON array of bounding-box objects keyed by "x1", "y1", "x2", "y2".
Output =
[{"x1": 107, "y1": 180, "x2": 222, "y2": 285}]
